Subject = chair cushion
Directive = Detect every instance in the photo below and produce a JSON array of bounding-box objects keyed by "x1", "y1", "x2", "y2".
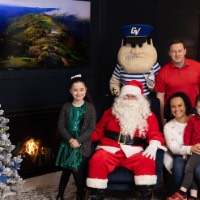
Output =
[{"x1": 108, "y1": 167, "x2": 133, "y2": 183}]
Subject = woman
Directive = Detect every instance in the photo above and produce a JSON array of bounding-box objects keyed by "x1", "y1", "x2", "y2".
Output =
[{"x1": 163, "y1": 92, "x2": 200, "y2": 198}]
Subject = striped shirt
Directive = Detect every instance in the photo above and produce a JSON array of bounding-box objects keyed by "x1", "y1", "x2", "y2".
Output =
[{"x1": 112, "y1": 62, "x2": 161, "y2": 96}]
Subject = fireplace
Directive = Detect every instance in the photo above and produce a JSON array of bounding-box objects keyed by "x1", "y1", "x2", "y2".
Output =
[{"x1": 5, "y1": 106, "x2": 61, "y2": 178}]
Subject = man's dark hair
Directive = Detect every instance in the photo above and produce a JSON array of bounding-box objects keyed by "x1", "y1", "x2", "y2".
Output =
[{"x1": 168, "y1": 39, "x2": 186, "y2": 51}]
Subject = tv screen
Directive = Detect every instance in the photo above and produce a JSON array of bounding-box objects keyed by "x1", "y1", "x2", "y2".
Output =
[{"x1": 0, "y1": 0, "x2": 91, "y2": 69}]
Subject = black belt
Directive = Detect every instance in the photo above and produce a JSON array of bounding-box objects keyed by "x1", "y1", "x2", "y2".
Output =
[{"x1": 104, "y1": 130, "x2": 146, "y2": 145}]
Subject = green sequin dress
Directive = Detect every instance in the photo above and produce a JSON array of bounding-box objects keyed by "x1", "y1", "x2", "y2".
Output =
[{"x1": 56, "y1": 103, "x2": 86, "y2": 169}]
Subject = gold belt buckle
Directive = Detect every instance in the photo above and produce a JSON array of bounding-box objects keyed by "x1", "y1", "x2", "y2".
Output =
[{"x1": 118, "y1": 133, "x2": 127, "y2": 144}]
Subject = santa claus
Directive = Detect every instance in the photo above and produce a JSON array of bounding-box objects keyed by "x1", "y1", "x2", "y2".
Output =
[{"x1": 86, "y1": 80, "x2": 166, "y2": 200}]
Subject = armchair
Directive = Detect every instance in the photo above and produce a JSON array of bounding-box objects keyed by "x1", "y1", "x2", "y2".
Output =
[{"x1": 107, "y1": 149, "x2": 164, "y2": 191}]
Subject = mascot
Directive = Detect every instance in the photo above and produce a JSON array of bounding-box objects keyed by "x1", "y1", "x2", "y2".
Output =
[
  {"x1": 110, "y1": 24, "x2": 160, "y2": 97},
  {"x1": 109, "y1": 24, "x2": 161, "y2": 127}
]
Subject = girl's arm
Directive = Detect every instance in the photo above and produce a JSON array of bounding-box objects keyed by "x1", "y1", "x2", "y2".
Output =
[
  {"x1": 184, "y1": 116, "x2": 193, "y2": 145},
  {"x1": 183, "y1": 116, "x2": 200, "y2": 155},
  {"x1": 77, "y1": 103, "x2": 96, "y2": 144},
  {"x1": 57, "y1": 103, "x2": 72, "y2": 142}
]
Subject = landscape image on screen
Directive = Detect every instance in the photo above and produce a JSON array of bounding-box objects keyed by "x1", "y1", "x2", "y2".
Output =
[{"x1": 0, "y1": 0, "x2": 90, "y2": 69}]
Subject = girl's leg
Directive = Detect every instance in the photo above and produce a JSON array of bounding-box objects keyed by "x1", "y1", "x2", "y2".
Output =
[
  {"x1": 172, "y1": 154, "x2": 200, "y2": 199},
  {"x1": 181, "y1": 154, "x2": 200, "y2": 190},
  {"x1": 57, "y1": 168, "x2": 71, "y2": 198},
  {"x1": 194, "y1": 163, "x2": 200, "y2": 198},
  {"x1": 72, "y1": 158, "x2": 88, "y2": 200},
  {"x1": 72, "y1": 167, "x2": 84, "y2": 200},
  {"x1": 194, "y1": 163, "x2": 200, "y2": 184}
]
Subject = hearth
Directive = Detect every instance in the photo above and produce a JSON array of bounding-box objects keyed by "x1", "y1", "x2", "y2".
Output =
[{"x1": 5, "y1": 106, "x2": 61, "y2": 178}]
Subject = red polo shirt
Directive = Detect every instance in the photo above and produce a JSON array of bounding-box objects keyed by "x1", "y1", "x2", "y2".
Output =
[{"x1": 154, "y1": 58, "x2": 200, "y2": 107}]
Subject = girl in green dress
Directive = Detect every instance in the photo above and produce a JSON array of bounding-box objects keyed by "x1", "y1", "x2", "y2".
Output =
[{"x1": 56, "y1": 74, "x2": 96, "y2": 200}]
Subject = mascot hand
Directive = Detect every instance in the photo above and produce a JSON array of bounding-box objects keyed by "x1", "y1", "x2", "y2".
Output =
[
  {"x1": 142, "y1": 144, "x2": 157, "y2": 160},
  {"x1": 109, "y1": 76, "x2": 120, "y2": 96}
]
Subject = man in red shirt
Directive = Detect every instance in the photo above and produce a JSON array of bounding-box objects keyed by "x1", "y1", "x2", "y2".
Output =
[{"x1": 154, "y1": 39, "x2": 200, "y2": 126}]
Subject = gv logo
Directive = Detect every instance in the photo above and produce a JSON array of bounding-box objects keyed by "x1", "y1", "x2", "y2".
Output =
[{"x1": 131, "y1": 27, "x2": 141, "y2": 35}]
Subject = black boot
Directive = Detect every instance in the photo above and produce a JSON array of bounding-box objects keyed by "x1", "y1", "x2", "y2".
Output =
[
  {"x1": 89, "y1": 189, "x2": 104, "y2": 200},
  {"x1": 57, "y1": 169, "x2": 71, "y2": 199},
  {"x1": 135, "y1": 185, "x2": 153, "y2": 200}
]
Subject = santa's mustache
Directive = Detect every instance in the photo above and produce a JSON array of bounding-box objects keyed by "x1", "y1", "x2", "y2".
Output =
[
  {"x1": 112, "y1": 95, "x2": 151, "y2": 137},
  {"x1": 114, "y1": 97, "x2": 141, "y2": 109}
]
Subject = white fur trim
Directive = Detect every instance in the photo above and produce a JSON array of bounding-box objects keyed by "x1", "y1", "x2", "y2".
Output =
[
  {"x1": 134, "y1": 175, "x2": 157, "y2": 185},
  {"x1": 120, "y1": 85, "x2": 141, "y2": 97},
  {"x1": 96, "y1": 145, "x2": 120, "y2": 154},
  {"x1": 163, "y1": 151, "x2": 173, "y2": 174},
  {"x1": 120, "y1": 145, "x2": 143, "y2": 158},
  {"x1": 86, "y1": 178, "x2": 108, "y2": 189}
]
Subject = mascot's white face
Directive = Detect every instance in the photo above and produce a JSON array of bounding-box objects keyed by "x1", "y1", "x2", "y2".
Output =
[{"x1": 117, "y1": 39, "x2": 157, "y2": 73}]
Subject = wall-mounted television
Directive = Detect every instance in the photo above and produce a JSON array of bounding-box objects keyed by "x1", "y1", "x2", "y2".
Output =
[{"x1": 0, "y1": 0, "x2": 91, "y2": 69}]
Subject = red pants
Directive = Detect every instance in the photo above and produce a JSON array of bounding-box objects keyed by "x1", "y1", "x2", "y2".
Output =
[{"x1": 86, "y1": 149, "x2": 156, "y2": 189}]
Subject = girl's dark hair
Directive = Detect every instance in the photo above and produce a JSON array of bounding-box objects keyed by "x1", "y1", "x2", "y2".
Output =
[
  {"x1": 67, "y1": 76, "x2": 92, "y2": 103},
  {"x1": 164, "y1": 92, "x2": 192, "y2": 121},
  {"x1": 195, "y1": 94, "x2": 200, "y2": 106}
]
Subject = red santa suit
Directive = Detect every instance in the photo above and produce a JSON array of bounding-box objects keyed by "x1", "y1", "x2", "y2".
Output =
[{"x1": 86, "y1": 80, "x2": 165, "y2": 189}]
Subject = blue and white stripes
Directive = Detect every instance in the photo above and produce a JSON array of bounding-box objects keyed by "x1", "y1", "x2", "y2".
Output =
[{"x1": 112, "y1": 62, "x2": 160, "y2": 96}]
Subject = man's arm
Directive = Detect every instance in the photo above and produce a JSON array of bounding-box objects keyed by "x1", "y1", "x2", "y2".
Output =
[{"x1": 156, "y1": 92, "x2": 166, "y2": 126}]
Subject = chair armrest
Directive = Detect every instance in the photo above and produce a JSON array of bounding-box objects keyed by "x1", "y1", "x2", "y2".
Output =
[{"x1": 89, "y1": 142, "x2": 98, "y2": 157}]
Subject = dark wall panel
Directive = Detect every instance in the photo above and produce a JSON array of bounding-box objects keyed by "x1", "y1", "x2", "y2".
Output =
[
  {"x1": 153, "y1": 3, "x2": 200, "y2": 65},
  {"x1": 97, "y1": 0, "x2": 156, "y2": 94},
  {"x1": 0, "y1": 67, "x2": 100, "y2": 113},
  {"x1": 97, "y1": 0, "x2": 200, "y2": 93},
  {"x1": 0, "y1": 0, "x2": 200, "y2": 116}
]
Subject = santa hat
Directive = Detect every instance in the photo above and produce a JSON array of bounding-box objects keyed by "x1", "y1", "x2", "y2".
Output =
[{"x1": 120, "y1": 80, "x2": 144, "y2": 97}]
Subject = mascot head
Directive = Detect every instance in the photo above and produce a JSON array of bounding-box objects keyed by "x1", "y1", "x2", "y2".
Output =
[{"x1": 117, "y1": 24, "x2": 157, "y2": 74}]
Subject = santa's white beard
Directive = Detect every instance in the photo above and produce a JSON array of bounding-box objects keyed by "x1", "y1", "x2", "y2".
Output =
[{"x1": 112, "y1": 95, "x2": 151, "y2": 138}]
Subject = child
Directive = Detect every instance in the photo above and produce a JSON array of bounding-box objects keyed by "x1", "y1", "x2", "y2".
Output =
[
  {"x1": 55, "y1": 74, "x2": 96, "y2": 200},
  {"x1": 168, "y1": 94, "x2": 200, "y2": 200}
]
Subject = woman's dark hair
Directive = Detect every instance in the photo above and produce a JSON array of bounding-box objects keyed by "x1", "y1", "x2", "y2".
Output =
[
  {"x1": 164, "y1": 92, "x2": 192, "y2": 121},
  {"x1": 67, "y1": 76, "x2": 92, "y2": 103}
]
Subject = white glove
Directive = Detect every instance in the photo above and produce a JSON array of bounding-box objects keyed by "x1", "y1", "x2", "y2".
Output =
[
  {"x1": 142, "y1": 144, "x2": 157, "y2": 160},
  {"x1": 142, "y1": 140, "x2": 167, "y2": 160}
]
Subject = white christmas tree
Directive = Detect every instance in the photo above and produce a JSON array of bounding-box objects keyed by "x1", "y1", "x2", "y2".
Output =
[{"x1": 0, "y1": 106, "x2": 24, "y2": 199}]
